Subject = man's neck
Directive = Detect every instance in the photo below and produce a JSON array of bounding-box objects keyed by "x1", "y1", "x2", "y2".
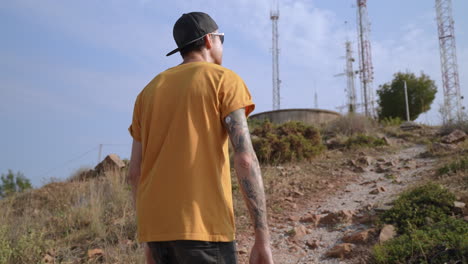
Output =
[{"x1": 181, "y1": 51, "x2": 213, "y2": 65}]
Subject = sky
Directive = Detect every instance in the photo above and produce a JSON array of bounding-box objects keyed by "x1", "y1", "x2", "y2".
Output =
[{"x1": 1, "y1": 0, "x2": 467, "y2": 187}]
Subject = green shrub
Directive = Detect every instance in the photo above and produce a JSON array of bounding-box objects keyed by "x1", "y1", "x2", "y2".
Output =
[
  {"x1": 374, "y1": 183, "x2": 467, "y2": 263},
  {"x1": 439, "y1": 118, "x2": 468, "y2": 135},
  {"x1": 380, "y1": 116, "x2": 403, "y2": 126},
  {"x1": 251, "y1": 121, "x2": 324, "y2": 164},
  {"x1": 438, "y1": 157, "x2": 468, "y2": 175},
  {"x1": 0, "y1": 225, "x2": 13, "y2": 263},
  {"x1": 345, "y1": 134, "x2": 387, "y2": 149},
  {"x1": 381, "y1": 183, "x2": 456, "y2": 234},
  {"x1": 373, "y1": 218, "x2": 468, "y2": 264}
]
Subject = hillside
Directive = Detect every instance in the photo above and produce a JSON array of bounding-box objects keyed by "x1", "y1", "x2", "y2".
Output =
[{"x1": 1, "y1": 118, "x2": 467, "y2": 264}]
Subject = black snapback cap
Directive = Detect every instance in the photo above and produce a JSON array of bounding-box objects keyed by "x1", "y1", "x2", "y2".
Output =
[{"x1": 166, "y1": 12, "x2": 219, "y2": 56}]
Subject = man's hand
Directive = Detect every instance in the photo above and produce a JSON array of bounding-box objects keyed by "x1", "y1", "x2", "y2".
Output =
[{"x1": 250, "y1": 240, "x2": 274, "y2": 264}]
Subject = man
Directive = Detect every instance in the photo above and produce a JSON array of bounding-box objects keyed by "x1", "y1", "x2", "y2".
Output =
[{"x1": 127, "y1": 12, "x2": 273, "y2": 264}]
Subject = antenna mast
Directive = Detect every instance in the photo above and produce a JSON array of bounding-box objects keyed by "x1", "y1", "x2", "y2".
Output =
[
  {"x1": 271, "y1": 2, "x2": 281, "y2": 110},
  {"x1": 435, "y1": 0, "x2": 463, "y2": 123},
  {"x1": 356, "y1": 0, "x2": 375, "y2": 117}
]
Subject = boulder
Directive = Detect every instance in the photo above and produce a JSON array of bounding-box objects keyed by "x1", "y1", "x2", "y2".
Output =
[
  {"x1": 306, "y1": 239, "x2": 320, "y2": 249},
  {"x1": 400, "y1": 121, "x2": 421, "y2": 131},
  {"x1": 325, "y1": 243, "x2": 353, "y2": 259},
  {"x1": 300, "y1": 214, "x2": 322, "y2": 227},
  {"x1": 291, "y1": 224, "x2": 308, "y2": 241},
  {"x1": 379, "y1": 225, "x2": 396, "y2": 244},
  {"x1": 441, "y1": 129, "x2": 467, "y2": 144},
  {"x1": 431, "y1": 142, "x2": 457, "y2": 152},
  {"x1": 87, "y1": 248, "x2": 104, "y2": 259},
  {"x1": 320, "y1": 210, "x2": 354, "y2": 226},
  {"x1": 342, "y1": 229, "x2": 375, "y2": 244},
  {"x1": 94, "y1": 154, "x2": 125, "y2": 175}
]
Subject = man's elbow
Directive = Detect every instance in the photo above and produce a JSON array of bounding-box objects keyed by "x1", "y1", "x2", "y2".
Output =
[
  {"x1": 234, "y1": 152, "x2": 254, "y2": 170},
  {"x1": 127, "y1": 166, "x2": 140, "y2": 185}
]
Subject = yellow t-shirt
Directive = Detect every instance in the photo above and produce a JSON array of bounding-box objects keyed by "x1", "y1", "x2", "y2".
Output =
[{"x1": 129, "y1": 61, "x2": 255, "y2": 242}]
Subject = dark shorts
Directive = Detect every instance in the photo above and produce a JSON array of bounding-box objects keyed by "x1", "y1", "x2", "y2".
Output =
[{"x1": 147, "y1": 240, "x2": 237, "y2": 264}]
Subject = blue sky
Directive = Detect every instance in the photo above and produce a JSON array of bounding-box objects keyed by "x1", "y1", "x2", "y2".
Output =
[{"x1": 1, "y1": 0, "x2": 467, "y2": 187}]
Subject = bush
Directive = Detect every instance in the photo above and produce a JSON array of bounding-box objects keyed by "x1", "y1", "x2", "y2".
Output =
[
  {"x1": 373, "y1": 218, "x2": 468, "y2": 264},
  {"x1": 0, "y1": 170, "x2": 32, "y2": 198},
  {"x1": 381, "y1": 183, "x2": 455, "y2": 234},
  {"x1": 438, "y1": 157, "x2": 468, "y2": 175},
  {"x1": 374, "y1": 183, "x2": 467, "y2": 264},
  {"x1": 380, "y1": 116, "x2": 403, "y2": 127},
  {"x1": 439, "y1": 118, "x2": 468, "y2": 136},
  {"x1": 325, "y1": 114, "x2": 376, "y2": 136},
  {"x1": 345, "y1": 134, "x2": 387, "y2": 149},
  {"x1": 251, "y1": 121, "x2": 324, "y2": 164}
]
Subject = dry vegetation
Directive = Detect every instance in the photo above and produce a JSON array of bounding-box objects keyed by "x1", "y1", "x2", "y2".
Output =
[{"x1": 1, "y1": 115, "x2": 467, "y2": 263}]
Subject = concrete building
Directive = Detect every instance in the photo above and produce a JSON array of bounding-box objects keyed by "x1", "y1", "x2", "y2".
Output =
[{"x1": 250, "y1": 108, "x2": 341, "y2": 126}]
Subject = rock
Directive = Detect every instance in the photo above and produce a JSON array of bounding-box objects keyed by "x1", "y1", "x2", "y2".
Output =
[
  {"x1": 381, "y1": 136, "x2": 392, "y2": 145},
  {"x1": 454, "y1": 201, "x2": 466, "y2": 214},
  {"x1": 342, "y1": 229, "x2": 375, "y2": 244},
  {"x1": 94, "y1": 154, "x2": 125, "y2": 175},
  {"x1": 42, "y1": 254, "x2": 54, "y2": 263},
  {"x1": 320, "y1": 210, "x2": 354, "y2": 226},
  {"x1": 325, "y1": 243, "x2": 353, "y2": 259},
  {"x1": 357, "y1": 156, "x2": 372, "y2": 167},
  {"x1": 375, "y1": 164, "x2": 389, "y2": 173},
  {"x1": 237, "y1": 248, "x2": 248, "y2": 254},
  {"x1": 400, "y1": 121, "x2": 421, "y2": 131},
  {"x1": 87, "y1": 248, "x2": 104, "y2": 259},
  {"x1": 291, "y1": 190, "x2": 304, "y2": 197},
  {"x1": 441, "y1": 129, "x2": 467, "y2": 144},
  {"x1": 431, "y1": 142, "x2": 456, "y2": 152},
  {"x1": 369, "y1": 187, "x2": 385, "y2": 195},
  {"x1": 289, "y1": 215, "x2": 300, "y2": 222},
  {"x1": 291, "y1": 224, "x2": 308, "y2": 241},
  {"x1": 326, "y1": 137, "x2": 344, "y2": 149},
  {"x1": 300, "y1": 214, "x2": 322, "y2": 227},
  {"x1": 454, "y1": 201, "x2": 466, "y2": 209},
  {"x1": 306, "y1": 239, "x2": 320, "y2": 249},
  {"x1": 379, "y1": 225, "x2": 396, "y2": 244},
  {"x1": 353, "y1": 166, "x2": 366, "y2": 173},
  {"x1": 284, "y1": 196, "x2": 294, "y2": 202}
]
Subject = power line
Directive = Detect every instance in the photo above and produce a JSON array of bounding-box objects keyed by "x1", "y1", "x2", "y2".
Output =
[{"x1": 37, "y1": 145, "x2": 100, "y2": 179}]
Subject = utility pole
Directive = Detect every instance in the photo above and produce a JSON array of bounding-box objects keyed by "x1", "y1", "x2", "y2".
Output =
[
  {"x1": 404, "y1": 81, "x2": 410, "y2": 121},
  {"x1": 435, "y1": 0, "x2": 463, "y2": 123},
  {"x1": 271, "y1": 1, "x2": 281, "y2": 110}
]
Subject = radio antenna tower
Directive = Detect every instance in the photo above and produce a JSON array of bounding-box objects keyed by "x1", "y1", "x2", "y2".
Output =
[
  {"x1": 271, "y1": 1, "x2": 281, "y2": 110},
  {"x1": 334, "y1": 41, "x2": 358, "y2": 113},
  {"x1": 345, "y1": 41, "x2": 357, "y2": 113},
  {"x1": 435, "y1": 0, "x2": 463, "y2": 123},
  {"x1": 356, "y1": 0, "x2": 375, "y2": 117}
]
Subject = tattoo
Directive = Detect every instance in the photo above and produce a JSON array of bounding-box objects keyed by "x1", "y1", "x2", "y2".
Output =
[{"x1": 224, "y1": 109, "x2": 268, "y2": 231}]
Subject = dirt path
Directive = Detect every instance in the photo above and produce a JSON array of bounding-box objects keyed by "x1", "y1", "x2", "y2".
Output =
[{"x1": 238, "y1": 145, "x2": 437, "y2": 264}]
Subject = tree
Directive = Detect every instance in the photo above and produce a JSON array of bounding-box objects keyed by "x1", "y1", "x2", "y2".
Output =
[
  {"x1": 0, "y1": 170, "x2": 32, "y2": 198},
  {"x1": 377, "y1": 72, "x2": 437, "y2": 121}
]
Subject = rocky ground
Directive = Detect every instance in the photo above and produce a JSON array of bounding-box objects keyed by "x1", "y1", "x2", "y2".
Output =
[{"x1": 235, "y1": 144, "x2": 437, "y2": 263}]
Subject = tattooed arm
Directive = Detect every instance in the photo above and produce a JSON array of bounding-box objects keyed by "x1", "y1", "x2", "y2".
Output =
[{"x1": 224, "y1": 108, "x2": 274, "y2": 263}]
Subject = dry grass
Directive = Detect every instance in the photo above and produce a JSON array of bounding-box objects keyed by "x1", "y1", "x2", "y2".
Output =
[
  {"x1": 0, "y1": 169, "x2": 144, "y2": 264},
  {"x1": 324, "y1": 113, "x2": 377, "y2": 137}
]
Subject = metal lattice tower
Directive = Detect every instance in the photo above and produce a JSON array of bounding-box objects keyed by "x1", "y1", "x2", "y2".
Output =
[
  {"x1": 435, "y1": 0, "x2": 463, "y2": 123},
  {"x1": 271, "y1": 4, "x2": 281, "y2": 110},
  {"x1": 356, "y1": 0, "x2": 375, "y2": 117},
  {"x1": 345, "y1": 41, "x2": 357, "y2": 113}
]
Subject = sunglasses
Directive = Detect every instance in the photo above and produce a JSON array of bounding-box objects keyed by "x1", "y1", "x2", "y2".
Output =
[{"x1": 211, "y1": 32, "x2": 224, "y2": 44}]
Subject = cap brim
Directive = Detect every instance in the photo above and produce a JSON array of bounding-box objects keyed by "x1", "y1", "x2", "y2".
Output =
[{"x1": 166, "y1": 47, "x2": 180, "y2": 56}]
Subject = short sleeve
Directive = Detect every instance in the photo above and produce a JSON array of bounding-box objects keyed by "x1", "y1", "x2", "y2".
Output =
[
  {"x1": 128, "y1": 94, "x2": 142, "y2": 142},
  {"x1": 218, "y1": 70, "x2": 255, "y2": 119}
]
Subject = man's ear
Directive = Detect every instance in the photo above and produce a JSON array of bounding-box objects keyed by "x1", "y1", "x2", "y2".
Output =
[{"x1": 204, "y1": 34, "x2": 213, "y2": 49}]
